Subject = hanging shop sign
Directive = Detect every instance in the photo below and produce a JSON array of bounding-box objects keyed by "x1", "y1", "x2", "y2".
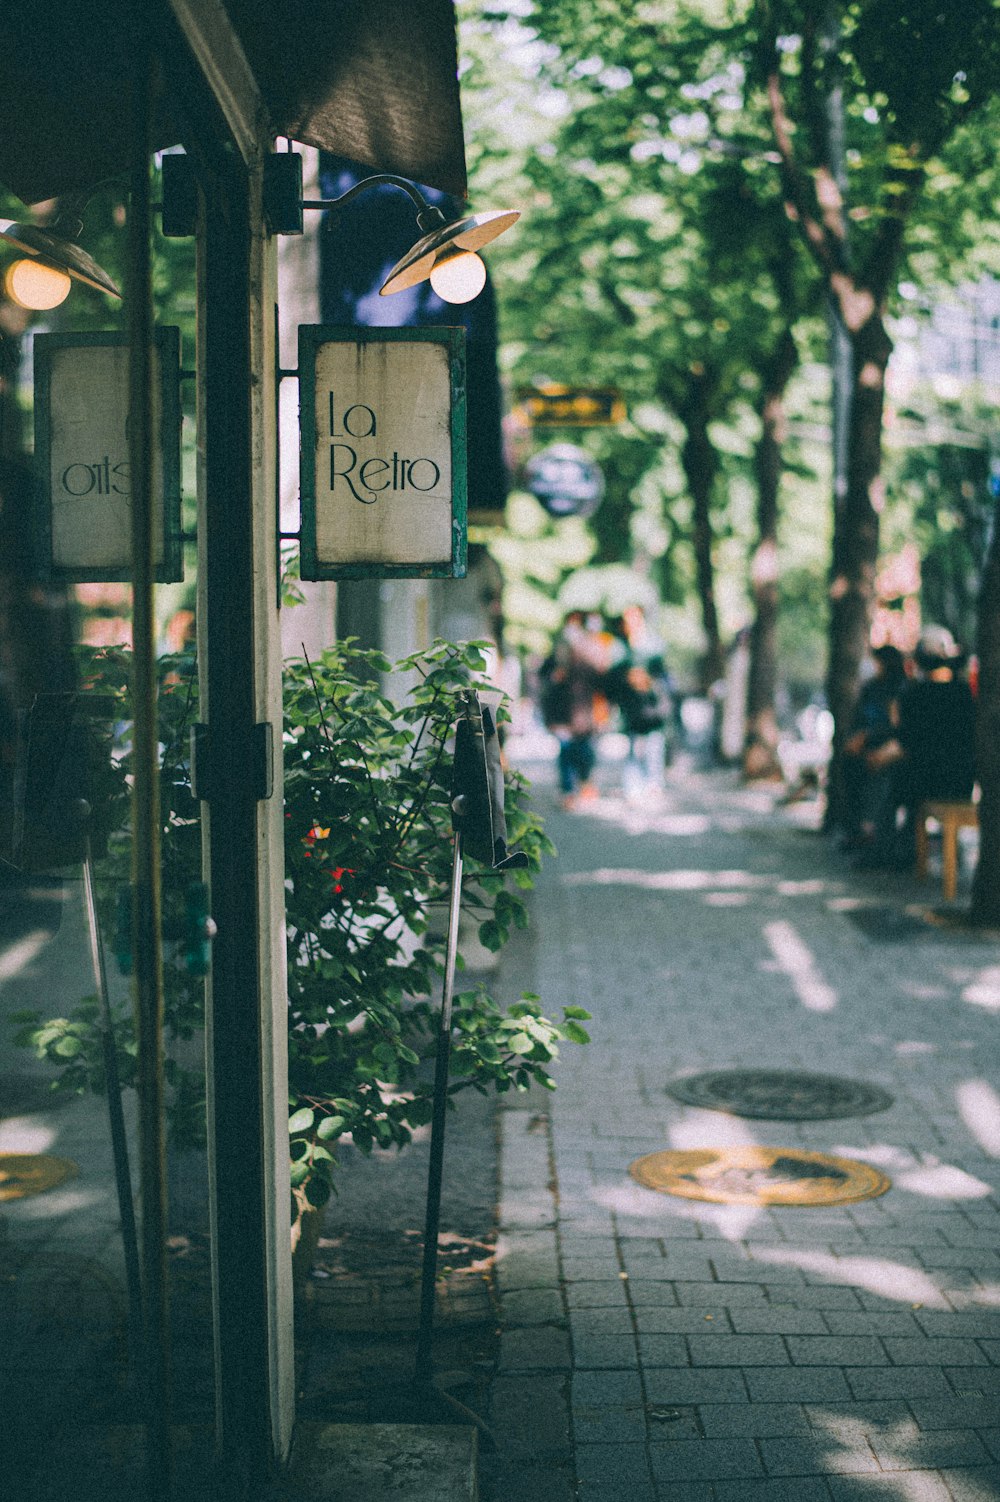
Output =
[
  {"x1": 525, "y1": 442, "x2": 605, "y2": 519},
  {"x1": 298, "y1": 326, "x2": 467, "y2": 580},
  {"x1": 516, "y1": 384, "x2": 625, "y2": 428},
  {"x1": 33, "y1": 329, "x2": 183, "y2": 583}
]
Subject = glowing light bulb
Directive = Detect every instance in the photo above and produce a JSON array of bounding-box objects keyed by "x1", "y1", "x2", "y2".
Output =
[
  {"x1": 429, "y1": 250, "x2": 487, "y2": 305},
  {"x1": 4, "y1": 258, "x2": 72, "y2": 311}
]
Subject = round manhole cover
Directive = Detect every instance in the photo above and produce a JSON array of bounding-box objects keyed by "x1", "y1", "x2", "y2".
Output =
[
  {"x1": 629, "y1": 1147, "x2": 891, "y2": 1206},
  {"x1": 0, "y1": 1153, "x2": 77, "y2": 1201},
  {"x1": 666, "y1": 1069, "x2": 894, "y2": 1121}
]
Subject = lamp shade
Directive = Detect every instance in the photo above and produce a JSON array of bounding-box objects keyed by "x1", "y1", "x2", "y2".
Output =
[
  {"x1": 380, "y1": 208, "x2": 519, "y2": 296},
  {"x1": 0, "y1": 221, "x2": 121, "y2": 299}
]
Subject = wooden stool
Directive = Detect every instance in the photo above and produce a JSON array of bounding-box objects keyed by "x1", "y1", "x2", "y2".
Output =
[{"x1": 915, "y1": 800, "x2": 979, "y2": 902}]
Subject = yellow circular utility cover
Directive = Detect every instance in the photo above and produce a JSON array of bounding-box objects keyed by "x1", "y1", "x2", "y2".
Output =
[
  {"x1": 0, "y1": 1154, "x2": 78, "y2": 1201},
  {"x1": 628, "y1": 1146, "x2": 890, "y2": 1206}
]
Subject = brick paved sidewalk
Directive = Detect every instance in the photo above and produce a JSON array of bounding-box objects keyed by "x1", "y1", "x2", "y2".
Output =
[{"x1": 481, "y1": 758, "x2": 1000, "y2": 1502}]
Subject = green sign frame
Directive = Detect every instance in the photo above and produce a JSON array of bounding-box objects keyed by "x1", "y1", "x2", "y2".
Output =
[{"x1": 298, "y1": 325, "x2": 467, "y2": 581}]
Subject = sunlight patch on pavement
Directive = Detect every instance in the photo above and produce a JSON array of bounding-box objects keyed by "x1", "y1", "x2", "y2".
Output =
[
  {"x1": 763, "y1": 919, "x2": 838, "y2": 1013},
  {"x1": 830, "y1": 1141, "x2": 994, "y2": 1200},
  {"x1": 758, "y1": 1247, "x2": 949, "y2": 1309},
  {"x1": 0, "y1": 930, "x2": 51, "y2": 982},
  {"x1": 962, "y1": 964, "x2": 1000, "y2": 1012},
  {"x1": 669, "y1": 1111, "x2": 760, "y2": 1150},
  {"x1": 563, "y1": 868, "x2": 768, "y2": 891},
  {"x1": 956, "y1": 1079, "x2": 1000, "y2": 1158},
  {"x1": 0, "y1": 1118, "x2": 56, "y2": 1154}
]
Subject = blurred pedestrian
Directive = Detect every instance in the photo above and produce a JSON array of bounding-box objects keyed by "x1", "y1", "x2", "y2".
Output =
[
  {"x1": 604, "y1": 606, "x2": 673, "y2": 801},
  {"x1": 539, "y1": 611, "x2": 601, "y2": 807},
  {"x1": 841, "y1": 644, "x2": 906, "y2": 854},
  {"x1": 863, "y1": 626, "x2": 975, "y2": 867}
]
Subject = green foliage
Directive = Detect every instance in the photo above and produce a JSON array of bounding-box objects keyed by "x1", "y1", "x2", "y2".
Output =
[{"x1": 14, "y1": 639, "x2": 586, "y2": 1215}]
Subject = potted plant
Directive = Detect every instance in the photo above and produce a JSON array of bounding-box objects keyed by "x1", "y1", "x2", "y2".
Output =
[{"x1": 14, "y1": 638, "x2": 588, "y2": 1277}]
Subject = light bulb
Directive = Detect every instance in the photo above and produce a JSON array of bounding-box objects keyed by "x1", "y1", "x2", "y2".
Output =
[
  {"x1": 4, "y1": 258, "x2": 72, "y2": 311},
  {"x1": 429, "y1": 250, "x2": 487, "y2": 305}
]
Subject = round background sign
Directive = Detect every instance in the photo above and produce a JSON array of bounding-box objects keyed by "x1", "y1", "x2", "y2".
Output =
[{"x1": 524, "y1": 443, "x2": 604, "y2": 519}]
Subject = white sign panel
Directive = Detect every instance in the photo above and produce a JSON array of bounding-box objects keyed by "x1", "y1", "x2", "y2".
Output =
[
  {"x1": 34, "y1": 330, "x2": 182, "y2": 581},
  {"x1": 299, "y1": 327, "x2": 466, "y2": 580}
]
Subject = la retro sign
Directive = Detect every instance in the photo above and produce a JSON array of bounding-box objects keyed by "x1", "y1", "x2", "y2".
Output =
[{"x1": 298, "y1": 326, "x2": 467, "y2": 580}]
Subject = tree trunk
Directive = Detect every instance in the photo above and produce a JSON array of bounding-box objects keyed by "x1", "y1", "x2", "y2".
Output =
[
  {"x1": 823, "y1": 312, "x2": 891, "y2": 829},
  {"x1": 744, "y1": 331, "x2": 797, "y2": 781},
  {"x1": 679, "y1": 386, "x2": 725, "y2": 691},
  {"x1": 970, "y1": 496, "x2": 1000, "y2": 926}
]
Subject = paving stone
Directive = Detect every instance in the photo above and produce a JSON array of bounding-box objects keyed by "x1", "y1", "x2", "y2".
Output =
[
  {"x1": 767, "y1": 1287, "x2": 863, "y2": 1311},
  {"x1": 824, "y1": 1312, "x2": 924, "y2": 1337},
  {"x1": 939, "y1": 1468, "x2": 1000, "y2": 1502},
  {"x1": 479, "y1": 1461, "x2": 577, "y2": 1502},
  {"x1": 908, "y1": 1396, "x2": 1000, "y2": 1431},
  {"x1": 804, "y1": 1401, "x2": 919, "y2": 1442},
  {"x1": 634, "y1": 1329, "x2": 691, "y2": 1365},
  {"x1": 730, "y1": 1306, "x2": 829, "y2": 1335},
  {"x1": 501, "y1": 1289, "x2": 566, "y2": 1326},
  {"x1": 713, "y1": 1481, "x2": 834, "y2": 1502},
  {"x1": 499, "y1": 1326, "x2": 572, "y2": 1372},
  {"x1": 826, "y1": 1473, "x2": 953, "y2": 1501},
  {"x1": 977, "y1": 1342, "x2": 1000, "y2": 1366},
  {"x1": 564, "y1": 1280, "x2": 629, "y2": 1308},
  {"x1": 944, "y1": 1371, "x2": 1000, "y2": 1405},
  {"x1": 650, "y1": 1437, "x2": 764, "y2": 1482},
  {"x1": 846, "y1": 1367, "x2": 953, "y2": 1400},
  {"x1": 688, "y1": 1334, "x2": 790, "y2": 1367},
  {"x1": 650, "y1": 1485, "x2": 714, "y2": 1502},
  {"x1": 787, "y1": 1337, "x2": 889, "y2": 1367},
  {"x1": 884, "y1": 1339, "x2": 990, "y2": 1366},
  {"x1": 979, "y1": 1430, "x2": 1000, "y2": 1463},
  {"x1": 760, "y1": 1435, "x2": 881, "y2": 1474},
  {"x1": 916, "y1": 1314, "x2": 1000, "y2": 1339},
  {"x1": 488, "y1": 1375, "x2": 572, "y2": 1463},
  {"x1": 569, "y1": 1306, "x2": 635, "y2": 1334},
  {"x1": 627, "y1": 1281, "x2": 681, "y2": 1307},
  {"x1": 574, "y1": 1441, "x2": 655, "y2": 1499},
  {"x1": 674, "y1": 1281, "x2": 769, "y2": 1306},
  {"x1": 698, "y1": 1403, "x2": 810, "y2": 1438},
  {"x1": 636, "y1": 1307, "x2": 732, "y2": 1334},
  {"x1": 745, "y1": 1368, "x2": 853, "y2": 1404},
  {"x1": 870, "y1": 1430, "x2": 993, "y2": 1470},
  {"x1": 571, "y1": 1333, "x2": 638, "y2": 1369},
  {"x1": 644, "y1": 1368, "x2": 749, "y2": 1405}
]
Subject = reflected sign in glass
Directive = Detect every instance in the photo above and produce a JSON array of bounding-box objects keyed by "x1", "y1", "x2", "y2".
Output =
[
  {"x1": 298, "y1": 326, "x2": 467, "y2": 580},
  {"x1": 525, "y1": 442, "x2": 605, "y2": 519},
  {"x1": 33, "y1": 329, "x2": 183, "y2": 582}
]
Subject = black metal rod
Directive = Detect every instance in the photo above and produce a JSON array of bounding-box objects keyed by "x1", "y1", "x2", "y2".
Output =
[
  {"x1": 415, "y1": 831, "x2": 464, "y2": 1383},
  {"x1": 302, "y1": 173, "x2": 431, "y2": 216},
  {"x1": 81, "y1": 840, "x2": 144, "y2": 1363},
  {"x1": 127, "y1": 49, "x2": 172, "y2": 1497}
]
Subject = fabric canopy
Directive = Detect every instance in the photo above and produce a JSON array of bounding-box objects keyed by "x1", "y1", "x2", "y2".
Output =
[{"x1": 0, "y1": 0, "x2": 467, "y2": 206}]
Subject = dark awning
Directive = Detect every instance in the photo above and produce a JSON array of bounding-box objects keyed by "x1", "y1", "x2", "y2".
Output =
[{"x1": 0, "y1": 0, "x2": 467, "y2": 206}]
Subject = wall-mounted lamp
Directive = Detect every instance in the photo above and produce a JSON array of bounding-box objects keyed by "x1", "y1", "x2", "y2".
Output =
[
  {"x1": 0, "y1": 211, "x2": 122, "y2": 310},
  {"x1": 262, "y1": 154, "x2": 519, "y2": 306}
]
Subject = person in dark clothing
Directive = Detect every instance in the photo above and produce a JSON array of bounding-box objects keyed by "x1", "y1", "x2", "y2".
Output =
[
  {"x1": 863, "y1": 626, "x2": 975, "y2": 866},
  {"x1": 841, "y1": 645, "x2": 907, "y2": 850}
]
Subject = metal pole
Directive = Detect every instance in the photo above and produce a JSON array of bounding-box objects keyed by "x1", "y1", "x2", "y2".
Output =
[
  {"x1": 415, "y1": 830, "x2": 464, "y2": 1383},
  {"x1": 127, "y1": 48, "x2": 171, "y2": 1496},
  {"x1": 80, "y1": 828, "x2": 144, "y2": 1363}
]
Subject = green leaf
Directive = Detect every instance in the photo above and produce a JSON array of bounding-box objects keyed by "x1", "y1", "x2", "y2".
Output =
[
  {"x1": 506, "y1": 1032, "x2": 533, "y2": 1054},
  {"x1": 316, "y1": 1114, "x2": 346, "y2": 1140},
  {"x1": 288, "y1": 1107, "x2": 315, "y2": 1135},
  {"x1": 563, "y1": 1006, "x2": 592, "y2": 1020},
  {"x1": 562, "y1": 1021, "x2": 591, "y2": 1045}
]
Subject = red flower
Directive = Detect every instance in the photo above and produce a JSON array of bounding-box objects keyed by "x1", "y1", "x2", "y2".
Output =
[{"x1": 326, "y1": 865, "x2": 355, "y2": 895}]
